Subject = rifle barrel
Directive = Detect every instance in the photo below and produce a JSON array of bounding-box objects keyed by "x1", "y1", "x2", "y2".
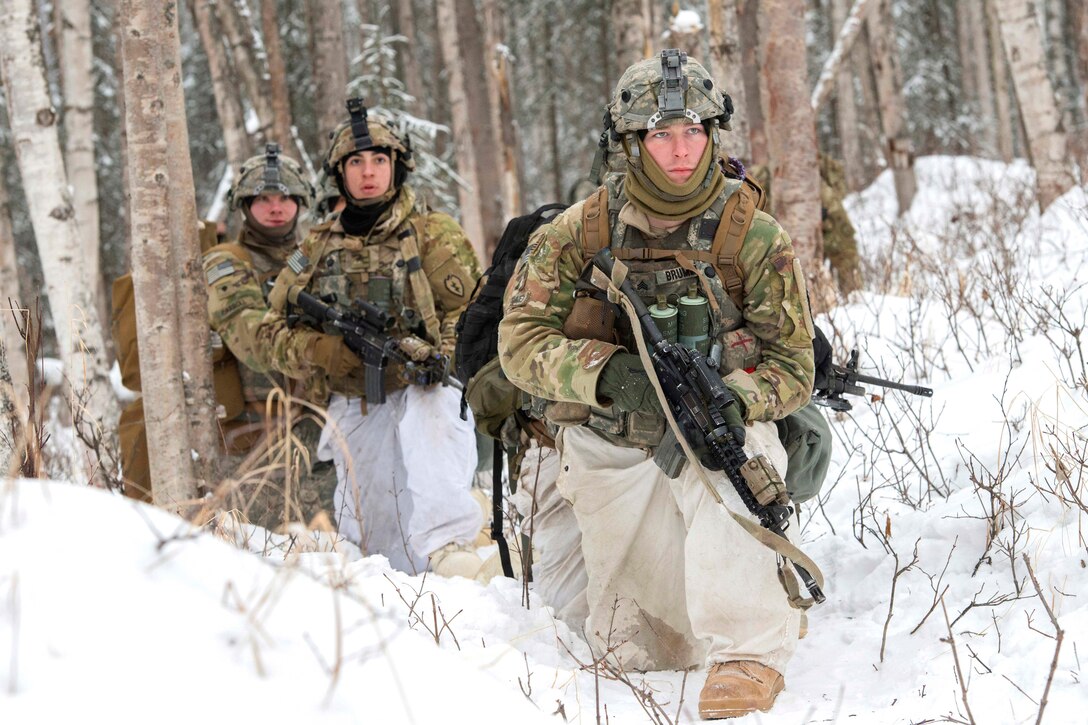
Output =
[{"x1": 851, "y1": 372, "x2": 933, "y2": 398}]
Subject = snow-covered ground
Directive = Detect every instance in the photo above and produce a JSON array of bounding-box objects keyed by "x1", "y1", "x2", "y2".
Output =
[{"x1": 3, "y1": 156, "x2": 1087, "y2": 723}]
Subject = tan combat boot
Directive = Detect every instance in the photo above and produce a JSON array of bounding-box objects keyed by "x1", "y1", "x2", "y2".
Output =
[{"x1": 698, "y1": 660, "x2": 784, "y2": 720}]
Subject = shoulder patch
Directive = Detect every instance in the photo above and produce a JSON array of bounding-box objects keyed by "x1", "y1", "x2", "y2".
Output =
[
  {"x1": 287, "y1": 250, "x2": 309, "y2": 274},
  {"x1": 444, "y1": 274, "x2": 465, "y2": 297},
  {"x1": 206, "y1": 260, "x2": 236, "y2": 285}
]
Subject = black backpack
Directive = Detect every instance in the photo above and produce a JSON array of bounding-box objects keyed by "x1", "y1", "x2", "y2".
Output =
[
  {"x1": 454, "y1": 203, "x2": 568, "y2": 389},
  {"x1": 453, "y1": 203, "x2": 566, "y2": 579}
]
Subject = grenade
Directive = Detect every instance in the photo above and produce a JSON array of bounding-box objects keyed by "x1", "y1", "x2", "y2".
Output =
[
  {"x1": 649, "y1": 293, "x2": 678, "y2": 343},
  {"x1": 677, "y1": 283, "x2": 710, "y2": 355}
]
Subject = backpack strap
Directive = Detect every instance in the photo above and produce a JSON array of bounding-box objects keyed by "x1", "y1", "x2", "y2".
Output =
[
  {"x1": 580, "y1": 186, "x2": 610, "y2": 263},
  {"x1": 710, "y1": 177, "x2": 760, "y2": 311},
  {"x1": 399, "y1": 217, "x2": 444, "y2": 347}
]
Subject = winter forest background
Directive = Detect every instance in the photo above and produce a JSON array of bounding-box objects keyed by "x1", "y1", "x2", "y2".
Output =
[{"x1": 3, "y1": 0, "x2": 1088, "y2": 723}]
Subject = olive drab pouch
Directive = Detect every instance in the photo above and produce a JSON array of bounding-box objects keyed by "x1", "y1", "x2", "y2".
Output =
[{"x1": 464, "y1": 357, "x2": 520, "y2": 439}]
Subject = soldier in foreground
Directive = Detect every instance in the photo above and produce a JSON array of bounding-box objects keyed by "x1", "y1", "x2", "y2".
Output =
[
  {"x1": 258, "y1": 102, "x2": 486, "y2": 578},
  {"x1": 498, "y1": 52, "x2": 816, "y2": 719}
]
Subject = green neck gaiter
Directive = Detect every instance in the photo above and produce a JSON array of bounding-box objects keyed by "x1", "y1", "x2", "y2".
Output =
[
  {"x1": 241, "y1": 210, "x2": 298, "y2": 263},
  {"x1": 624, "y1": 135, "x2": 725, "y2": 222}
]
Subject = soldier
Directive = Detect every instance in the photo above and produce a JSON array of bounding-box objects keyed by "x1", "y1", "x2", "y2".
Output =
[
  {"x1": 202, "y1": 144, "x2": 352, "y2": 529},
  {"x1": 257, "y1": 101, "x2": 486, "y2": 578},
  {"x1": 498, "y1": 51, "x2": 816, "y2": 719},
  {"x1": 113, "y1": 146, "x2": 343, "y2": 528}
]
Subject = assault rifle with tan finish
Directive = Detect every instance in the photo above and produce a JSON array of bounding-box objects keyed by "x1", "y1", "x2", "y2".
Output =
[{"x1": 286, "y1": 286, "x2": 460, "y2": 403}]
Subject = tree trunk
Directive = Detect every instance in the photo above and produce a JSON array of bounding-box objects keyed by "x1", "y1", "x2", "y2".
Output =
[
  {"x1": 831, "y1": 0, "x2": 863, "y2": 190},
  {"x1": 307, "y1": 0, "x2": 349, "y2": 156},
  {"x1": 1073, "y1": 0, "x2": 1088, "y2": 117},
  {"x1": 1045, "y1": 1, "x2": 1076, "y2": 133},
  {"x1": 545, "y1": 29, "x2": 562, "y2": 202},
  {"x1": 986, "y1": 0, "x2": 1015, "y2": 163},
  {"x1": 435, "y1": 0, "x2": 486, "y2": 260},
  {"x1": 758, "y1": 0, "x2": 828, "y2": 301},
  {"x1": 0, "y1": 170, "x2": 27, "y2": 421},
  {"x1": 216, "y1": 0, "x2": 274, "y2": 143},
  {"x1": 867, "y1": 0, "x2": 916, "y2": 215},
  {"x1": 707, "y1": 0, "x2": 751, "y2": 161},
  {"x1": 1, "y1": 0, "x2": 120, "y2": 484},
  {"x1": 994, "y1": 0, "x2": 1076, "y2": 209},
  {"x1": 456, "y1": 0, "x2": 504, "y2": 252},
  {"x1": 482, "y1": 0, "x2": 522, "y2": 219},
  {"x1": 395, "y1": 0, "x2": 427, "y2": 113},
  {"x1": 54, "y1": 0, "x2": 101, "y2": 295},
  {"x1": 738, "y1": 0, "x2": 767, "y2": 164},
  {"x1": 260, "y1": 0, "x2": 294, "y2": 154},
  {"x1": 811, "y1": 0, "x2": 873, "y2": 112},
  {"x1": 119, "y1": 0, "x2": 214, "y2": 511},
  {"x1": 192, "y1": 0, "x2": 249, "y2": 176},
  {"x1": 957, "y1": 0, "x2": 998, "y2": 157},
  {"x1": 109, "y1": 0, "x2": 132, "y2": 272},
  {"x1": 612, "y1": 0, "x2": 648, "y2": 83}
]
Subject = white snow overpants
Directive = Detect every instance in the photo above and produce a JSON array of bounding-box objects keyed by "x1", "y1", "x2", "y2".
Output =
[
  {"x1": 511, "y1": 443, "x2": 589, "y2": 629},
  {"x1": 319, "y1": 386, "x2": 482, "y2": 574},
  {"x1": 556, "y1": 422, "x2": 800, "y2": 672}
]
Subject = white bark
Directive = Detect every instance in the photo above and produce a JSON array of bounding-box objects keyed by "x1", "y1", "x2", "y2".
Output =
[
  {"x1": 260, "y1": 0, "x2": 294, "y2": 152},
  {"x1": 1, "y1": 0, "x2": 120, "y2": 485},
  {"x1": 811, "y1": 0, "x2": 874, "y2": 112},
  {"x1": 994, "y1": 0, "x2": 1075, "y2": 209},
  {"x1": 867, "y1": 0, "x2": 916, "y2": 215},
  {"x1": 55, "y1": 0, "x2": 100, "y2": 294},
  {"x1": 119, "y1": 0, "x2": 208, "y2": 511},
  {"x1": 707, "y1": 0, "x2": 751, "y2": 161},
  {"x1": 435, "y1": 0, "x2": 486, "y2": 260},
  {"x1": 216, "y1": 0, "x2": 274, "y2": 141}
]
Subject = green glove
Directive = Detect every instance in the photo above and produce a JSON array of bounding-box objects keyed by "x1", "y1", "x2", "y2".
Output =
[
  {"x1": 722, "y1": 385, "x2": 747, "y2": 446},
  {"x1": 597, "y1": 352, "x2": 662, "y2": 414},
  {"x1": 309, "y1": 334, "x2": 363, "y2": 377}
]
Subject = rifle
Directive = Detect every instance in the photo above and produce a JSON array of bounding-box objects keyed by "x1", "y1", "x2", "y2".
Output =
[
  {"x1": 813, "y1": 349, "x2": 933, "y2": 412},
  {"x1": 592, "y1": 249, "x2": 825, "y2": 604},
  {"x1": 286, "y1": 286, "x2": 460, "y2": 404}
]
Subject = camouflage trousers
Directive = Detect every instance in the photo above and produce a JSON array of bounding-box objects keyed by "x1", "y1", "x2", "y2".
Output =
[{"x1": 775, "y1": 403, "x2": 833, "y2": 504}]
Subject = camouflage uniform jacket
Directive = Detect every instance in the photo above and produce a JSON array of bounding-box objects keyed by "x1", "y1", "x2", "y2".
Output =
[
  {"x1": 259, "y1": 185, "x2": 481, "y2": 400},
  {"x1": 499, "y1": 177, "x2": 814, "y2": 445},
  {"x1": 204, "y1": 235, "x2": 325, "y2": 406}
]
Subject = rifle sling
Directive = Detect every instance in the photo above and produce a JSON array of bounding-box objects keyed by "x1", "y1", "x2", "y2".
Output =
[{"x1": 607, "y1": 258, "x2": 825, "y2": 610}]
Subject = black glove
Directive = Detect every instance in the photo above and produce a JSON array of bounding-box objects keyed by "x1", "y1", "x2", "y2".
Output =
[
  {"x1": 813, "y1": 325, "x2": 834, "y2": 393},
  {"x1": 597, "y1": 352, "x2": 662, "y2": 415}
]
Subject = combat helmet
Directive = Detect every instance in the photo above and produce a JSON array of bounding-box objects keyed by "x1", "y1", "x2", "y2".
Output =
[
  {"x1": 324, "y1": 99, "x2": 415, "y2": 191},
  {"x1": 227, "y1": 143, "x2": 315, "y2": 211}
]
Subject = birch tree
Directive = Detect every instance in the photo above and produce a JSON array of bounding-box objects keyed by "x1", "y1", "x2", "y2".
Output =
[
  {"x1": 192, "y1": 0, "x2": 249, "y2": 176},
  {"x1": 612, "y1": 0, "x2": 651, "y2": 83},
  {"x1": 0, "y1": 0, "x2": 120, "y2": 483},
  {"x1": 307, "y1": 0, "x2": 349, "y2": 154},
  {"x1": 54, "y1": 0, "x2": 101, "y2": 296},
  {"x1": 758, "y1": 0, "x2": 826, "y2": 298},
  {"x1": 707, "y1": 0, "x2": 751, "y2": 161},
  {"x1": 994, "y1": 0, "x2": 1076, "y2": 209},
  {"x1": 867, "y1": 0, "x2": 916, "y2": 215},
  {"x1": 956, "y1": 0, "x2": 998, "y2": 156},
  {"x1": 435, "y1": 0, "x2": 486, "y2": 259},
  {"x1": 394, "y1": 0, "x2": 426, "y2": 115},
  {"x1": 119, "y1": 0, "x2": 217, "y2": 511}
]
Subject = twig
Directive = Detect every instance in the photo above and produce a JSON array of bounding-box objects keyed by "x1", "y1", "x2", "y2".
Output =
[
  {"x1": 1023, "y1": 554, "x2": 1064, "y2": 725},
  {"x1": 941, "y1": 597, "x2": 977, "y2": 725},
  {"x1": 880, "y1": 538, "x2": 920, "y2": 662}
]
